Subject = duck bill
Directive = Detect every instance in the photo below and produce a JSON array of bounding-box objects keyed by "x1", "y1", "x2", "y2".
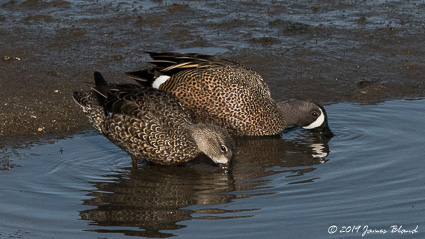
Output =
[{"x1": 311, "y1": 121, "x2": 334, "y2": 138}]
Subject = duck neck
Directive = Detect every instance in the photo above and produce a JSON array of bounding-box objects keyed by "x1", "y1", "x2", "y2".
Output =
[
  {"x1": 275, "y1": 100, "x2": 302, "y2": 126},
  {"x1": 188, "y1": 123, "x2": 209, "y2": 153}
]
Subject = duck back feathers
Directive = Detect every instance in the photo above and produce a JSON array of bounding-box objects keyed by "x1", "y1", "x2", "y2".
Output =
[
  {"x1": 126, "y1": 52, "x2": 286, "y2": 136},
  {"x1": 73, "y1": 72, "x2": 234, "y2": 166}
]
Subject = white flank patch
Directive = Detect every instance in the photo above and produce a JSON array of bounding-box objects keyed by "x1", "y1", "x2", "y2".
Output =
[
  {"x1": 152, "y1": 75, "x2": 170, "y2": 89},
  {"x1": 303, "y1": 108, "x2": 325, "y2": 129}
]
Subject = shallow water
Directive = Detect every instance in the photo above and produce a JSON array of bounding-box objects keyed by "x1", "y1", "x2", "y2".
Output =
[{"x1": 1, "y1": 99, "x2": 424, "y2": 238}]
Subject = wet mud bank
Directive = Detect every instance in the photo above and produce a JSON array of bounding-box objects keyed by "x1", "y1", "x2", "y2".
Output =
[{"x1": 1, "y1": 0, "x2": 424, "y2": 142}]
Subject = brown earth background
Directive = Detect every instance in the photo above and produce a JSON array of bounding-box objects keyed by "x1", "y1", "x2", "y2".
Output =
[{"x1": 1, "y1": 0, "x2": 424, "y2": 145}]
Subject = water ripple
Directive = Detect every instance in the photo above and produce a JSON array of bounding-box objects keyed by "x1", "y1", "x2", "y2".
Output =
[{"x1": 1, "y1": 100, "x2": 425, "y2": 238}]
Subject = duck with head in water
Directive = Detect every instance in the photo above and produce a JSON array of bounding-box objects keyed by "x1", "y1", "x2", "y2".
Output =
[
  {"x1": 73, "y1": 72, "x2": 235, "y2": 169},
  {"x1": 126, "y1": 52, "x2": 333, "y2": 138}
]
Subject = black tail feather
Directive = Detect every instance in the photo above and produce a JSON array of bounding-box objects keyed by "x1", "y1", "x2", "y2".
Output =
[
  {"x1": 90, "y1": 71, "x2": 112, "y2": 111},
  {"x1": 94, "y1": 71, "x2": 107, "y2": 86},
  {"x1": 92, "y1": 71, "x2": 109, "y2": 97}
]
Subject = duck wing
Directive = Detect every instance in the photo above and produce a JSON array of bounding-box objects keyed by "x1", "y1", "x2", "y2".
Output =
[{"x1": 125, "y1": 52, "x2": 284, "y2": 136}]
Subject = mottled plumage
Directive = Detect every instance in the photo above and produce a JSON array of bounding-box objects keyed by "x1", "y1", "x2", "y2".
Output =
[
  {"x1": 126, "y1": 52, "x2": 333, "y2": 137},
  {"x1": 73, "y1": 72, "x2": 234, "y2": 167}
]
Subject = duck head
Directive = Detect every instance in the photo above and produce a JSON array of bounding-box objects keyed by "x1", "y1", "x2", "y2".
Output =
[
  {"x1": 191, "y1": 124, "x2": 235, "y2": 169},
  {"x1": 277, "y1": 99, "x2": 334, "y2": 138}
]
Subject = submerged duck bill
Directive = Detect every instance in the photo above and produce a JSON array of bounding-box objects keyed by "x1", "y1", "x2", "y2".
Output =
[{"x1": 312, "y1": 123, "x2": 334, "y2": 138}]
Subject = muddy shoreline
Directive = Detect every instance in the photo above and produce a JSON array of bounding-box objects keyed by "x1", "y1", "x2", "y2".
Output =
[{"x1": 1, "y1": 0, "x2": 424, "y2": 144}]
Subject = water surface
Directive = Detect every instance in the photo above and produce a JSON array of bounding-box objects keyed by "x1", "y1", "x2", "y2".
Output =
[{"x1": 1, "y1": 99, "x2": 424, "y2": 238}]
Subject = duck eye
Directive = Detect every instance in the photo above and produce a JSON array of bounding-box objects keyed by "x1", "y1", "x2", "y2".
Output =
[
  {"x1": 311, "y1": 111, "x2": 320, "y2": 118},
  {"x1": 220, "y1": 145, "x2": 228, "y2": 152}
]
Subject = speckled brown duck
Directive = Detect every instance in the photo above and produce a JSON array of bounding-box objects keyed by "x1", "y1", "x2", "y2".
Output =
[
  {"x1": 73, "y1": 72, "x2": 234, "y2": 167},
  {"x1": 126, "y1": 52, "x2": 333, "y2": 137}
]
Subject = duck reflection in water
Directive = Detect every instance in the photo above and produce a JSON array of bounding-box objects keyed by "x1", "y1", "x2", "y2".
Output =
[{"x1": 80, "y1": 133, "x2": 331, "y2": 237}]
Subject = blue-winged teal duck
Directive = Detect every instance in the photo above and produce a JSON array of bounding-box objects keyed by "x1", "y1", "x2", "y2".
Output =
[
  {"x1": 126, "y1": 52, "x2": 333, "y2": 137},
  {"x1": 73, "y1": 72, "x2": 235, "y2": 167}
]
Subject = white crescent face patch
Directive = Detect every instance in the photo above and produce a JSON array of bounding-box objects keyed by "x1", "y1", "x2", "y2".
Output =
[
  {"x1": 303, "y1": 108, "x2": 325, "y2": 130},
  {"x1": 152, "y1": 75, "x2": 170, "y2": 89}
]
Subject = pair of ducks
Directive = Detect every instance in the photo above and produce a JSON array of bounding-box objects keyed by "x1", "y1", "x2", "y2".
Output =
[{"x1": 73, "y1": 52, "x2": 333, "y2": 169}]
